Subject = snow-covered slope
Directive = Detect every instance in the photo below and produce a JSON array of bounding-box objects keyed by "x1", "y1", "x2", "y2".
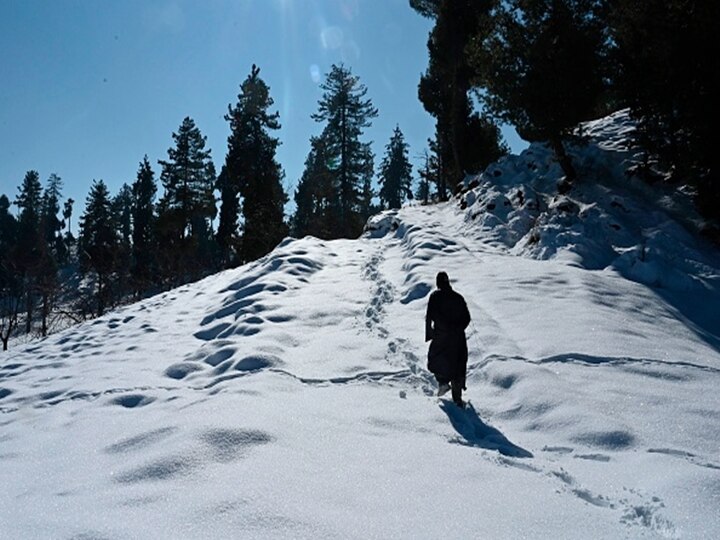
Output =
[{"x1": 2, "y1": 112, "x2": 719, "y2": 539}]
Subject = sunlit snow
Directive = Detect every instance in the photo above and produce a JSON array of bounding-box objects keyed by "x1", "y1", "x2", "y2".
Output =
[{"x1": 2, "y1": 111, "x2": 719, "y2": 539}]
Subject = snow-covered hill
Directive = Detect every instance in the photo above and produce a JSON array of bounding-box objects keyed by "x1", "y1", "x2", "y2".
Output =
[{"x1": 2, "y1": 112, "x2": 719, "y2": 539}]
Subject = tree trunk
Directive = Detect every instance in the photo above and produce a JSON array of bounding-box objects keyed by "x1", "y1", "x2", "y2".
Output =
[{"x1": 549, "y1": 135, "x2": 577, "y2": 184}]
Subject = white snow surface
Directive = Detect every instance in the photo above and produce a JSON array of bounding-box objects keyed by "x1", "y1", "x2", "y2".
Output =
[{"x1": 2, "y1": 111, "x2": 720, "y2": 539}]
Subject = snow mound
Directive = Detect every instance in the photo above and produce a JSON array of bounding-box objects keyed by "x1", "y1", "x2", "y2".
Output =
[{"x1": 454, "y1": 109, "x2": 720, "y2": 292}]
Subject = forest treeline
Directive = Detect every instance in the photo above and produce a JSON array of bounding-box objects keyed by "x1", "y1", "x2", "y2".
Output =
[{"x1": 1, "y1": 0, "x2": 717, "y2": 349}]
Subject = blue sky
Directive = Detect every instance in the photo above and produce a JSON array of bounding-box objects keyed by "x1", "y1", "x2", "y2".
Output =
[{"x1": 0, "y1": 0, "x2": 525, "y2": 218}]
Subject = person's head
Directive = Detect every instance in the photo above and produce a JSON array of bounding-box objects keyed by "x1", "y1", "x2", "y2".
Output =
[{"x1": 436, "y1": 271, "x2": 451, "y2": 291}]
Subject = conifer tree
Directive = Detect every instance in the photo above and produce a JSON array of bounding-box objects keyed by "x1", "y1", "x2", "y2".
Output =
[
  {"x1": 112, "y1": 183, "x2": 133, "y2": 299},
  {"x1": 471, "y1": 0, "x2": 606, "y2": 187},
  {"x1": 215, "y1": 165, "x2": 240, "y2": 265},
  {"x1": 42, "y1": 174, "x2": 66, "y2": 263},
  {"x1": 311, "y1": 64, "x2": 378, "y2": 238},
  {"x1": 379, "y1": 126, "x2": 413, "y2": 209},
  {"x1": 157, "y1": 117, "x2": 216, "y2": 282},
  {"x1": 0, "y1": 194, "x2": 20, "y2": 350},
  {"x1": 411, "y1": 0, "x2": 506, "y2": 192},
  {"x1": 609, "y1": 0, "x2": 718, "y2": 220},
  {"x1": 62, "y1": 197, "x2": 75, "y2": 253},
  {"x1": 221, "y1": 65, "x2": 287, "y2": 264},
  {"x1": 416, "y1": 147, "x2": 438, "y2": 204},
  {"x1": 36, "y1": 174, "x2": 65, "y2": 336},
  {"x1": 131, "y1": 156, "x2": 157, "y2": 294},
  {"x1": 14, "y1": 170, "x2": 43, "y2": 334},
  {"x1": 78, "y1": 180, "x2": 117, "y2": 316},
  {"x1": 292, "y1": 135, "x2": 338, "y2": 239}
]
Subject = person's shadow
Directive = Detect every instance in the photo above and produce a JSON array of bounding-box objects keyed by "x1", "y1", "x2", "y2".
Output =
[{"x1": 439, "y1": 401, "x2": 533, "y2": 458}]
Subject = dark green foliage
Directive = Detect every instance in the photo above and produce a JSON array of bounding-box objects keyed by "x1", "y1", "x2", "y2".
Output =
[
  {"x1": 292, "y1": 136, "x2": 339, "y2": 239},
  {"x1": 307, "y1": 64, "x2": 378, "y2": 238},
  {"x1": 609, "y1": 0, "x2": 719, "y2": 221},
  {"x1": 42, "y1": 174, "x2": 67, "y2": 264},
  {"x1": 14, "y1": 170, "x2": 44, "y2": 333},
  {"x1": 157, "y1": 117, "x2": 217, "y2": 283},
  {"x1": 409, "y1": 0, "x2": 440, "y2": 19},
  {"x1": 78, "y1": 180, "x2": 117, "y2": 316},
  {"x1": 415, "y1": 146, "x2": 438, "y2": 204},
  {"x1": 221, "y1": 65, "x2": 288, "y2": 264},
  {"x1": 131, "y1": 156, "x2": 157, "y2": 293},
  {"x1": 15, "y1": 170, "x2": 43, "y2": 269},
  {"x1": 471, "y1": 0, "x2": 607, "y2": 183},
  {"x1": 112, "y1": 183, "x2": 133, "y2": 299},
  {"x1": 215, "y1": 165, "x2": 240, "y2": 265},
  {"x1": 378, "y1": 126, "x2": 413, "y2": 209},
  {"x1": 412, "y1": 0, "x2": 506, "y2": 193},
  {"x1": 0, "y1": 194, "x2": 20, "y2": 350},
  {"x1": 37, "y1": 174, "x2": 66, "y2": 335}
]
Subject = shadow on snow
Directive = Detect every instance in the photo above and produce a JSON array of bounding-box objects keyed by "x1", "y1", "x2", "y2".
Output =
[{"x1": 440, "y1": 401, "x2": 533, "y2": 458}]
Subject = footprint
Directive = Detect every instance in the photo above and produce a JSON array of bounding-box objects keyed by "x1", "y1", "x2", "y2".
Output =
[
  {"x1": 194, "y1": 322, "x2": 231, "y2": 341},
  {"x1": 234, "y1": 354, "x2": 281, "y2": 372},
  {"x1": 164, "y1": 362, "x2": 204, "y2": 380},
  {"x1": 111, "y1": 394, "x2": 156, "y2": 408}
]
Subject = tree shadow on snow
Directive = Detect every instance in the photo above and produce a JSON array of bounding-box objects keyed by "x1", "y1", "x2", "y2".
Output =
[{"x1": 440, "y1": 401, "x2": 533, "y2": 458}]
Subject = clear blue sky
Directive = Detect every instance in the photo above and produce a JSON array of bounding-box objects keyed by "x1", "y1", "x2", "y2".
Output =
[{"x1": 0, "y1": 0, "x2": 525, "y2": 219}]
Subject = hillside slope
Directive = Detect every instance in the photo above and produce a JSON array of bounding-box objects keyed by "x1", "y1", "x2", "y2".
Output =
[{"x1": 2, "y1": 112, "x2": 719, "y2": 539}]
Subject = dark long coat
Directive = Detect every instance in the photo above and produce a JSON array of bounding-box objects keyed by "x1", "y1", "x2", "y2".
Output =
[{"x1": 425, "y1": 286, "x2": 471, "y2": 386}]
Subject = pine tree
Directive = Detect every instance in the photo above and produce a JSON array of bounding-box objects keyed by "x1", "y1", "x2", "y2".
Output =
[
  {"x1": 62, "y1": 197, "x2": 75, "y2": 252},
  {"x1": 36, "y1": 174, "x2": 65, "y2": 336},
  {"x1": 157, "y1": 117, "x2": 217, "y2": 282},
  {"x1": 112, "y1": 183, "x2": 133, "y2": 300},
  {"x1": 78, "y1": 180, "x2": 117, "y2": 316},
  {"x1": 412, "y1": 0, "x2": 507, "y2": 192},
  {"x1": 379, "y1": 126, "x2": 413, "y2": 209},
  {"x1": 42, "y1": 174, "x2": 66, "y2": 263},
  {"x1": 292, "y1": 135, "x2": 338, "y2": 239},
  {"x1": 215, "y1": 165, "x2": 240, "y2": 265},
  {"x1": 415, "y1": 147, "x2": 437, "y2": 205},
  {"x1": 471, "y1": 0, "x2": 606, "y2": 187},
  {"x1": 311, "y1": 64, "x2": 378, "y2": 238},
  {"x1": 221, "y1": 65, "x2": 287, "y2": 264},
  {"x1": 131, "y1": 156, "x2": 157, "y2": 295},
  {"x1": 0, "y1": 194, "x2": 20, "y2": 350},
  {"x1": 609, "y1": 0, "x2": 718, "y2": 221},
  {"x1": 14, "y1": 170, "x2": 43, "y2": 334}
]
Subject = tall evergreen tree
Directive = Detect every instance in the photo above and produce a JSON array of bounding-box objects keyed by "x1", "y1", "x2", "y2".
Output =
[
  {"x1": 0, "y1": 194, "x2": 20, "y2": 350},
  {"x1": 14, "y1": 170, "x2": 43, "y2": 334},
  {"x1": 35, "y1": 174, "x2": 65, "y2": 336},
  {"x1": 411, "y1": 0, "x2": 507, "y2": 193},
  {"x1": 221, "y1": 65, "x2": 287, "y2": 264},
  {"x1": 416, "y1": 146, "x2": 438, "y2": 204},
  {"x1": 215, "y1": 165, "x2": 240, "y2": 265},
  {"x1": 41, "y1": 174, "x2": 66, "y2": 263},
  {"x1": 112, "y1": 183, "x2": 133, "y2": 299},
  {"x1": 62, "y1": 197, "x2": 75, "y2": 255},
  {"x1": 78, "y1": 180, "x2": 117, "y2": 316},
  {"x1": 131, "y1": 156, "x2": 157, "y2": 294},
  {"x1": 292, "y1": 135, "x2": 338, "y2": 239},
  {"x1": 157, "y1": 117, "x2": 216, "y2": 282},
  {"x1": 311, "y1": 63, "x2": 378, "y2": 238},
  {"x1": 609, "y1": 0, "x2": 719, "y2": 221},
  {"x1": 471, "y1": 0, "x2": 606, "y2": 188},
  {"x1": 379, "y1": 126, "x2": 414, "y2": 210}
]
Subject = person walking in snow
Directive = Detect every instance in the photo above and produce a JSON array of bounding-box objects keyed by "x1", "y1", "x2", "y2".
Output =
[{"x1": 425, "y1": 271, "x2": 471, "y2": 408}]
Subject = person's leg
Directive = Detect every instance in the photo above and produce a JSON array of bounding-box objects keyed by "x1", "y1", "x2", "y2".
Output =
[
  {"x1": 435, "y1": 375, "x2": 451, "y2": 396},
  {"x1": 451, "y1": 379, "x2": 464, "y2": 407}
]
